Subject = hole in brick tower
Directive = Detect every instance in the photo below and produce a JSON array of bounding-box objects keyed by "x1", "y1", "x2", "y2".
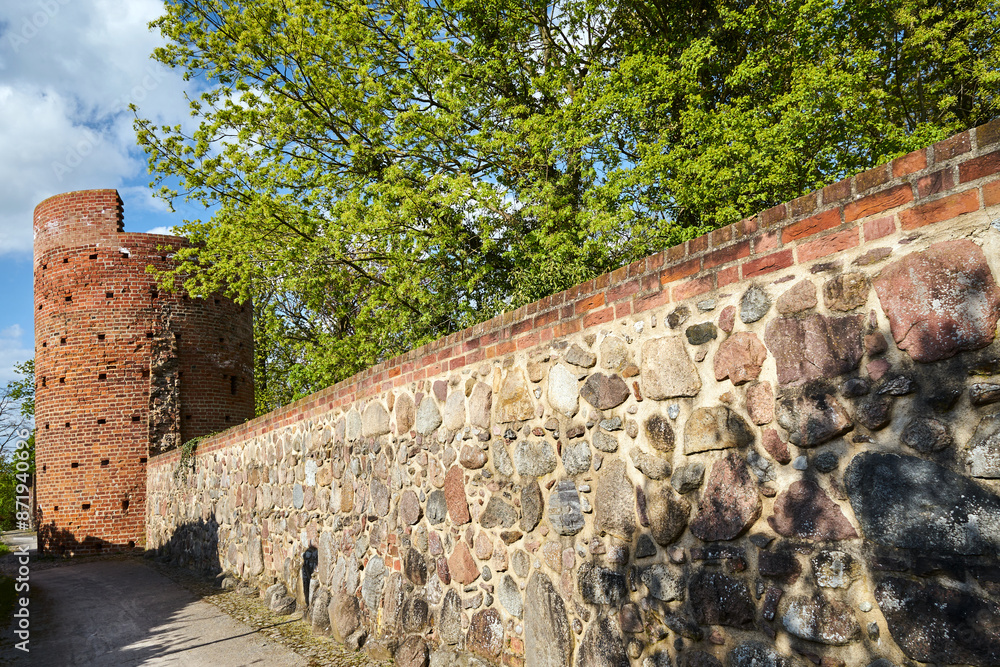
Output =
[
  {"x1": 62, "y1": 258, "x2": 68, "y2": 263},
  {"x1": 132, "y1": 415, "x2": 140, "y2": 422},
  {"x1": 106, "y1": 292, "x2": 113, "y2": 298},
  {"x1": 225, "y1": 415, "x2": 231, "y2": 422},
  {"x1": 145, "y1": 332, "x2": 153, "y2": 338},
  {"x1": 101, "y1": 459, "x2": 109, "y2": 467},
  {"x1": 60, "y1": 337, "x2": 66, "y2": 345},
  {"x1": 59, "y1": 377, "x2": 65, "y2": 384},
  {"x1": 98, "y1": 373, "x2": 106, "y2": 380},
  {"x1": 97, "y1": 419, "x2": 106, "y2": 425},
  {"x1": 231, "y1": 376, "x2": 238, "y2": 395},
  {"x1": 89, "y1": 254, "x2": 97, "y2": 260},
  {"x1": 98, "y1": 334, "x2": 105, "y2": 341},
  {"x1": 81, "y1": 503, "x2": 90, "y2": 510},
  {"x1": 41, "y1": 342, "x2": 47, "y2": 347},
  {"x1": 70, "y1": 462, "x2": 79, "y2": 468},
  {"x1": 139, "y1": 457, "x2": 147, "y2": 464},
  {"x1": 122, "y1": 498, "x2": 129, "y2": 512},
  {"x1": 64, "y1": 295, "x2": 71, "y2": 302}
]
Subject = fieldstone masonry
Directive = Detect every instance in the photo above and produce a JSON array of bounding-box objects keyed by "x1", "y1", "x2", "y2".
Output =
[{"x1": 148, "y1": 121, "x2": 1000, "y2": 667}]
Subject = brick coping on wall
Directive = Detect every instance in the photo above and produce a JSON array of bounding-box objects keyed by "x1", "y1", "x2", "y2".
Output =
[{"x1": 148, "y1": 119, "x2": 1000, "y2": 466}]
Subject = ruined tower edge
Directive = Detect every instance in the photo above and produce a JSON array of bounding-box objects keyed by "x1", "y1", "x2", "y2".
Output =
[{"x1": 33, "y1": 189, "x2": 254, "y2": 555}]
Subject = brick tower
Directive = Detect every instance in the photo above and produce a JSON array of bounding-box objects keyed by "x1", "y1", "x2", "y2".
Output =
[{"x1": 33, "y1": 189, "x2": 254, "y2": 555}]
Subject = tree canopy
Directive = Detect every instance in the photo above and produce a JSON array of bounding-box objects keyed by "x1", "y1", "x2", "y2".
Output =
[{"x1": 136, "y1": 0, "x2": 1000, "y2": 410}]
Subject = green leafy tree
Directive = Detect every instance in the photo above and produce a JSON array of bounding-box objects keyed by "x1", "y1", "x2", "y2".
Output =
[
  {"x1": 0, "y1": 361, "x2": 34, "y2": 531},
  {"x1": 136, "y1": 0, "x2": 1000, "y2": 407}
]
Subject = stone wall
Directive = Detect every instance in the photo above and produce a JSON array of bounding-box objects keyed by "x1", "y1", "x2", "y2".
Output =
[{"x1": 147, "y1": 121, "x2": 1000, "y2": 667}]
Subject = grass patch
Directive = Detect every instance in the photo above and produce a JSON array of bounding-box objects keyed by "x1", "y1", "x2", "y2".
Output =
[{"x1": 0, "y1": 544, "x2": 11, "y2": 557}]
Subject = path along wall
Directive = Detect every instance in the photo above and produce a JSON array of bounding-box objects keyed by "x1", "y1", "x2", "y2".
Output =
[{"x1": 147, "y1": 121, "x2": 1000, "y2": 667}]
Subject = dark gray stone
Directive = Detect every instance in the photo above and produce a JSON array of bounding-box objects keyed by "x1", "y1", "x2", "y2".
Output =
[
  {"x1": 677, "y1": 650, "x2": 723, "y2": 667},
  {"x1": 845, "y1": 451, "x2": 1000, "y2": 555},
  {"x1": 686, "y1": 322, "x2": 718, "y2": 346},
  {"x1": 854, "y1": 395, "x2": 892, "y2": 431},
  {"x1": 576, "y1": 616, "x2": 629, "y2": 667},
  {"x1": 521, "y1": 479, "x2": 543, "y2": 532},
  {"x1": 877, "y1": 374, "x2": 916, "y2": 396},
  {"x1": 426, "y1": 489, "x2": 447, "y2": 525},
  {"x1": 548, "y1": 480, "x2": 585, "y2": 535},
  {"x1": 645, "y1": 414, "x2": 675, "y2": 452},
  {"x1": 876, "y1": 576, "x2": 1000, "y2": 666},
  {"x1": 402, "y1": 596, "x2": 429, "y2": 633},
  {"x1": 813, "y1": 451, "x2": 840, "y2": 473},
  {"x1": 728, "y1": 642, "x2": 791, "y2": 667},
  {"x1": 740, "y1": 285, "x2": 771, "y2": 323},
  {"x1": 635, "y1": 534, "x2": 657, "y2": 559},
  {"x1": 689, "y1": 570, "x2": 755, "y2": 629},
  {"x1": 901, "y1": 417, "x2": 953, "y2": 453},
  {"x1": 480, "y1": 496, "x2": 517, "y2": 529},
  {"x1": 525, "y1": 572, "x2": 573, "y2": 667},
  {"x1": 578, "y1": 562, "x2": 627, "y2": 605}
]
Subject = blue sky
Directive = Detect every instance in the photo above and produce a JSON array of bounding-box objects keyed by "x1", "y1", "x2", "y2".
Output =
[{"x1": 0, "y1": 0, "x2": 204, "y2": 384}]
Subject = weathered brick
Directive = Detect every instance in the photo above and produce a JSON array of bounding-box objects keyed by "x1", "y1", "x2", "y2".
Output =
[
  {"x1": 821, "y1": 178, "x2": 852, "y2": 205},
  {"x1": 761, "y1": 203, "x2": 787, "y2": 227},
  {"x1": 917, "y1": 169, "x2": 955, "y2": 198},
  {"x1": 704, "y1": 240, "x2": 751, "y2": 269},
  {"x1": 984, "y1": 180, "x2": 1000, "y2": 207},
  {"x1": 899, "y1": 189, "x2": 980, "y2": 230},
  {"x1": 855, "y1": 165, "x2": 890, "y2": 192},
  {"x1": 959, "y1": 150, "x2": 1000, "y2": 183},
  {"x1": 743, "y1": 250, "x2": 794, "y2": 277},
  {"x1": 844, "y1": 183, "x2": 914, "y2": 222},
  {"x1": 892, "y1": 149, "x2": 927, "y2": 177},
  {"x1": 660, "y1": 258, "x2": 701, "y2": 284},
  {"x1": 862, "y1": 216, "x2": 896, "y2": 241},
  {"x1": 977, "y1": 118, "x2": 1000, "y2": 148},
  {"x1": 933, "y1": 131, "x2": 971, "y2": 162},
  {"x1": 782, "y1": 208, "x2": 841, "y2": 243},
  {"x1": 797, "y1": 228, "x2": 859, "y2": 263}
]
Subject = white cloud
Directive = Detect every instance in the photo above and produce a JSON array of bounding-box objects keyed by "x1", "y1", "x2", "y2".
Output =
[
  {"x1": 0, "y1": 323, "x2": 31, "y2": 385},
  {"x1": 0, "y1": 0, "x2": 195, "y2": 255}
]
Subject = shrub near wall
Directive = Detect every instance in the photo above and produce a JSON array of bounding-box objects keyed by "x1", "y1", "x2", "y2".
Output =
[{"x1": 148, "y1": 121, "x2": 1000, "y2": 667}]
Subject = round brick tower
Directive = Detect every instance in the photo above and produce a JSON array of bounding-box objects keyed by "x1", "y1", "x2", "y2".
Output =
[{"x1": 33, "y1": 189, "x2": 253, "y2": 555}]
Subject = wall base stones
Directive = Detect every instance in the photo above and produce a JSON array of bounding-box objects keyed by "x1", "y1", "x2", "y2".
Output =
[{"x1": 148, "y1": 122, "x2": 1000, "y2": 667}]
